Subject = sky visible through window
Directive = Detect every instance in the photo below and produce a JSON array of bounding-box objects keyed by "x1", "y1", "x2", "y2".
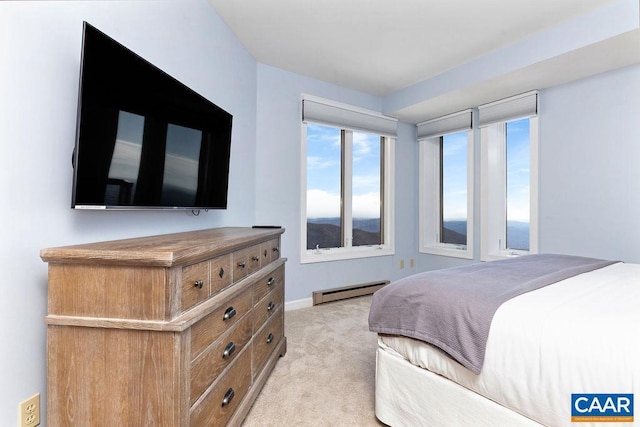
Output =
[
  {"x1": 306, "y1": 124, "x2": 381, "y2": 219},
  {"x1": 506, "y1": 118, "x2": 530, "y2": 250},
  {"x1": 506, "y1": 118, "x2": 530, "y2": 224},
  {"x1": 442, "y1": 131, "x2": 468, "y2": 222}
]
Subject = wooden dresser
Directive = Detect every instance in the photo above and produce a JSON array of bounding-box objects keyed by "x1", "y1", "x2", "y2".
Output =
[{"x1": 40, "y1": 227, "x2": 286, "y2": 426}]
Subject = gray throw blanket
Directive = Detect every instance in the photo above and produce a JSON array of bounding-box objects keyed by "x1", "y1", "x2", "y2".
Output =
[{"x1": 368, "y1": 254, "x2": 616, "y2": 374}]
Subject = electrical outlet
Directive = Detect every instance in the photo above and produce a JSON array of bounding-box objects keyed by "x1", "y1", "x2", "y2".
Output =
[
  {"x1": 410, "y1": 258, "x2": 415, "y2": 268},
  {"x1": 19, "y1": 394, "x2": 40, "y2": 427},
  {"x1": 399, "y1": 259, "x2": 405, "y2": 269}
]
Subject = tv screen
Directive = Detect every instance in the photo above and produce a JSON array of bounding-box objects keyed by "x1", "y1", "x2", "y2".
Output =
[{"x1": 72, "y1": 22, "x2": 232, "y2": 210}]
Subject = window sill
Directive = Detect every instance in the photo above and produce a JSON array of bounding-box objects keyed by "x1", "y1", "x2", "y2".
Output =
[
  {"x1": 481, "y1": 249, "x2": 532, "y2": 262},
  {"x1": 300, "y1": 246, "x2": 394, "y2": 264},
  {"x1": 420, "y1": 244, "x2": 473, "y2": 260}
]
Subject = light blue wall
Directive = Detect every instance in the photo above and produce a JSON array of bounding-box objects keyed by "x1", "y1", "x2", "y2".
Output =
[
  {"x1": 254, "y1": 64, "x2": 420, "y2": 301},
  {"x1": 539, "y1": 64, "x2": 640, "y2": 261},
  {"x1": 0, "y1": 1, "x2": 256, "y2": 424}
]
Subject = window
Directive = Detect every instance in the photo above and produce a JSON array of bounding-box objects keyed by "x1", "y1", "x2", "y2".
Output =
[
  {"x1": 505, "y1": 119, "x2": 531, "y2": 251},
  {"x1": 480, "y1": 92, "x2": 538, "y2": 260},
  {"x1": 306, "y1": 126, "x2": 384, "y2": 249},
  {"x1": 301, "y1": 96, "x2": 396, "y2": 263},
  {"x1": 418, "y1": 111, "x2": 474, "y2": 259},
  {"x1": 441, "y1": 132, "x2": 469, "y2": 245}
]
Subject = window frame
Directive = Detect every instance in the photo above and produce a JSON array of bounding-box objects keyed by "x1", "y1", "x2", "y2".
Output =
[
  {"x1": 300, "y1": 109, "x2": 395, "y2": 264},
  {"x1": 480, "y1": 116, "x2": 539, "y2": 261},
  {"x1": 419, "y1": 130, "x2": 474, "y2": 259}
]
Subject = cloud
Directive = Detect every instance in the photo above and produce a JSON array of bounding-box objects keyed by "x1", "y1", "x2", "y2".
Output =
[
  {"x1": 353, "y1": 132, "x2": 375, "y2": 156},
  {"x1": 352, "y1": 192, "x2": 381, "y2": 218},
  {"x1": 507, "y1": 190, "x2": 530, "y2": 222},
  {"x1": 307, "y1": 189, "x2": 381, "y2": 218},
  {"x1": 307, "y1": 123, "x2": 341, "y2": 148},
  {"x1": 307, "y1": 189, "x2": 340, "y2": 218},
  {"x1": 307, "y1": 155, "x2": 338, "y2": 169},
  {"x1": 353, "y1": 174, "x2": 380, "y2": 193}
]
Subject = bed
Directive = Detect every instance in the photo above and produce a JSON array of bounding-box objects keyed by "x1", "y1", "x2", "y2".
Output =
[{"x1": 368, "y1": 254, "x2": 640, "y2": 427}]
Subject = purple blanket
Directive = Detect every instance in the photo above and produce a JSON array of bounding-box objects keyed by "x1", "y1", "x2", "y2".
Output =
[{"x1": 368, "y1": 254, "x2": 616, "y2": 374}]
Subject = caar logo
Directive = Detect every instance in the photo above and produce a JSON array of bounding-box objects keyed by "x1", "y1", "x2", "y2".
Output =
[{"x1": 571, "y1": 394, "x2": 634, "y2": 423}]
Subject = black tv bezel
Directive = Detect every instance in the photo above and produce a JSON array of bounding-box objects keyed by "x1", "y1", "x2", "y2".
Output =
[{"x1": 71, "y1": 22, "x2": 232, "y2": 211}]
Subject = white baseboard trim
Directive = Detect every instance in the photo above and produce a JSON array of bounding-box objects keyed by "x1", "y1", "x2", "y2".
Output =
[{"x1": 285, "y1": 297, "x2": 313, "y2": 311}]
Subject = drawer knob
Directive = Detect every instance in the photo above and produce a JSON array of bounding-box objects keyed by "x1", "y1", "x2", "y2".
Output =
[
  {"x1": 263, "y1": 249, "x2": 268, "y2": 257},
  {"x1": 222, "y1": 388, "x2": 235, "y2": 407},
  {"x1": 252, "y1": 256, "x2": 260, "y2": 261},
  {"x1": 267, "y1": 301, "x2": 275, "y2": 312},
  {"x1": 273, "y1": 246, "x2": 279, "y2": 253},
  {"x1": 218, "y1": 267, "x2": 225, "y2": 278},
  {"x1": 194, "y1": 279, "x2": 204, "y2": 289},
  {"x1": 267, "y1": 277, "x2": 275, "y2": 286},
  {"x1": 266, "y1": 332, "x2": 274, "y2": 344},
  {"x1": 223, "y1": 342, "x2": 236, "y2": 359},
  {"x1": 223, "y1": 306, "x2": 237, "y2": 321},
  {"x1": 237, "y1": 261, "x2": 246, "y2": 268}
]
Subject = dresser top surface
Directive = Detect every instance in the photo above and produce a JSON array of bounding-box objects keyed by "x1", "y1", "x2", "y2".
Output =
[{"x1": 40, "y1": 227, "x2": 284, "y2": 267}]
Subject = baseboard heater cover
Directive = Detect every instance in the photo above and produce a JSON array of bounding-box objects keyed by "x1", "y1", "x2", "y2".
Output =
[{"x1": 312, "y1": 280, "x2": 390, "y2": 305}]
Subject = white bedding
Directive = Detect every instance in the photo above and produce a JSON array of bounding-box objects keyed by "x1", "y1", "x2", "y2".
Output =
[{"x1": 379, "y1": 262, "x2": 640, "y2": 426}]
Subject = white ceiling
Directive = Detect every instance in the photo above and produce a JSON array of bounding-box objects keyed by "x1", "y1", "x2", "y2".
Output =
[{"x1": 208, "y1": 0, "x2": 640, "y2": 122}]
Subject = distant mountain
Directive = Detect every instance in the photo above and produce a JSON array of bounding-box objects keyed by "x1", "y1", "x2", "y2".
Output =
[
  {"x1": 307, "y1": 217, "x2": 340, "y2": 226},
  {"x1": 353, "y1": 218, "x2": 381, "y2": 233},
  {"x1": 307, "y1": 223, "x2": 341, "y2": 249},
  {"x1": 506, "y1": 221, "x2": 530, "y2": 251},
  {"x1": 442, "y1": 220, "x2": 530, "y2": 250},
  {"x1": 306, "y1": 218, "x2": 529, "y2": 251},
  {"x1": 442, "y1": 220, "x2": 467, "y2": 245},
  {"x1": 308, "y1": 217, "x2": 381, "y2": 232},
  {"x1": 306, "y1": 218, "x2": 381, "y2": 249},
  {"x1": 443, "y1": 220, "x2": 467, "y2": 235}
]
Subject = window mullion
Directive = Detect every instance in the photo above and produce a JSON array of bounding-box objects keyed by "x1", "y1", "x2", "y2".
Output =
[
  {"x1": 342, "y1": 130, "x2": 353, "y2": 248},
  {"x1": 500, "y1": 123, "x2": 508, "y2": 252},
  {"x1": 379, "y1": 136, "x2": 385, "y2": 244},
  {"x1": 528, "y1": 116, "x2": 539, "y2": 254},
  {"x1": 495, "y1": 123, "x2": 508, "y2": 253},
  {"x1": 438, "y1": 136, "x2": 445, "y2": 243},
  {"x1": 480, "y1": 124, "x2": 507, "y2": 259}
]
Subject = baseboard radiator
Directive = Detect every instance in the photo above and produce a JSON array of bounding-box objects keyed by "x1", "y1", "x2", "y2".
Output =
[{"x1": 312, "y1": 280, "x2": 390, "y2": 305}]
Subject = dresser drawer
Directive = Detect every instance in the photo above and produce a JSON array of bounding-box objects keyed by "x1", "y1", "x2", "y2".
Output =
[
  {"x1": 190, "y1": 345, "x2": 252, "y2": 426},
  {"x1": 210, "y1": 253, "x2": 233, "y2": 294},
  {"x1": 246, "y1": 244, "x2": 262, "y2": 275},
  {"x1": 233, "y1": 245, "x2": 261, "y2": 280},
  {"x1": 190, "y1": 313, "x2": 252, "y2": 405},
  {"x1": 253, "y1": 280, "x2": 284, "y2": 333},
  {"x1": 260, "y1": 238, "x2": 280, "y2": 265},
  {"x1": 190, "y1": 288, "x2": 253, "y2": 360},
  {"x1": 253, "y1": 308, "x2": 284, "y2": 380},
  {"x1": 232, "y1": 248, "x2": 250, "y2": 280},
  {"x1": 181, "y1": 261, "x2": 210, "y2": 312},
  {"x1": 253, "y1": 265, "x2": 284, "y2": 306}
]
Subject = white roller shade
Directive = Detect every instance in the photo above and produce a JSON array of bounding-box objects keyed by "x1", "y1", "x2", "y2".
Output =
[
  {"x1": 302, "y1": 97, "x2": 397, "y2": 137},
  {"x1": 417, "y1": 110, "x2": 472, "y2": 140},
  {"x1": 478, "y1": 91, "x2": 538, "y2": 127}
]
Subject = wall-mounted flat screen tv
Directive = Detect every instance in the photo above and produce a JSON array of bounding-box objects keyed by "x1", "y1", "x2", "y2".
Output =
[{"x1": 71, "y1": 22, "x2": 232, "y2": 210}]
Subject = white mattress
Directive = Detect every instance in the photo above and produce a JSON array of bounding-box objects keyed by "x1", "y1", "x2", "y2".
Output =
[{"x1": 379, "y1": 262, "x2": 640, "y2": 427}]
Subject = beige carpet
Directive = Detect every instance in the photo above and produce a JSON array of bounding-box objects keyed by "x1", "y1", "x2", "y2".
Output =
[{"x1": 242, "y1": 295, "x2": 386, "y2": 426}]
